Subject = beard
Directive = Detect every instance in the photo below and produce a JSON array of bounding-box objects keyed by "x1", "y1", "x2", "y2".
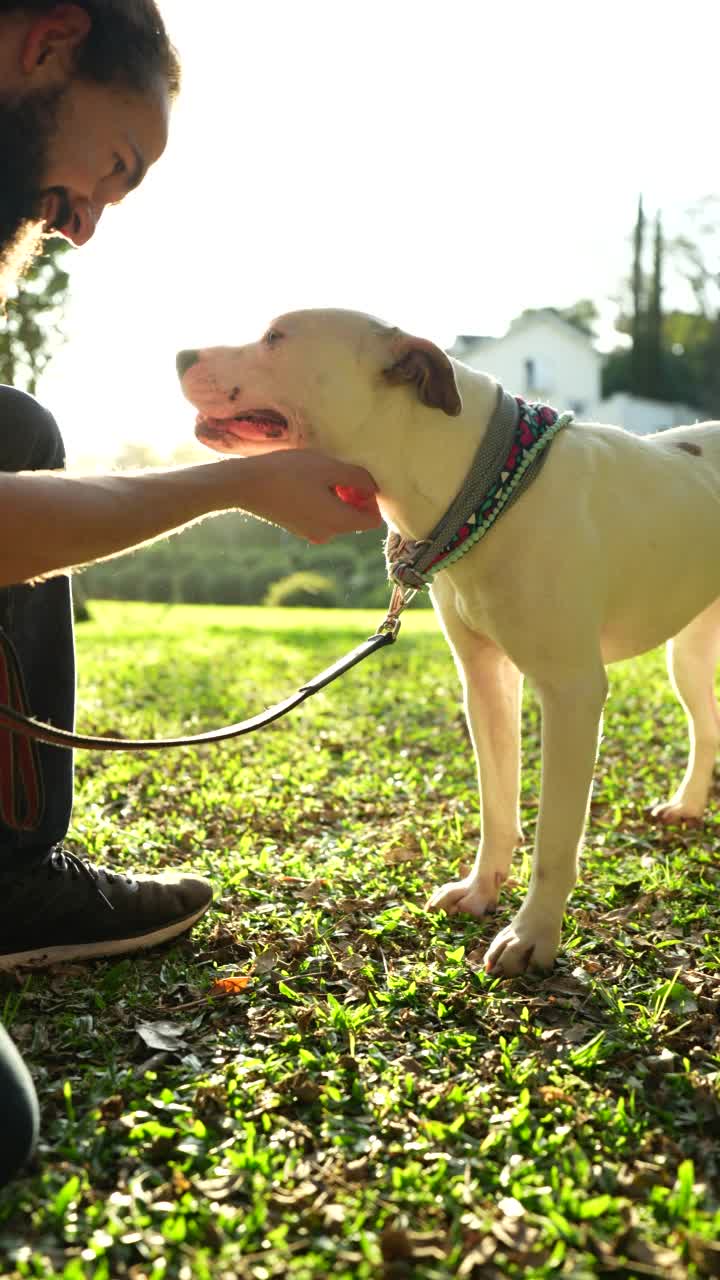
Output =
[{"x1": 0, "y1": 86, "x2": 66, "y2": 302}]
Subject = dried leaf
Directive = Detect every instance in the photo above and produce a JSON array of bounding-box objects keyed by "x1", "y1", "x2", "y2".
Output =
[
  {"x1": 209, "y1": 975, "x2": 252, "y2": 997},
  {"x1": 687, "y1": 1234, "x2": 720, "y2": 1276},
  {"x1": 497, "y1": 1196, "x2": 525, "y2": 1219},
  {"x1": 383, "y1": 844, "x2": 421, "y2": 865},
  {"x1": 380, "y1": 1223, "x2": 414, "y2": 1261},
  {"x1": 135, "y1": 1020, "x2": 188, "y2": 1052},
  {"x1": 296, "y1": 878, "x2": 327, "y2": 901}
]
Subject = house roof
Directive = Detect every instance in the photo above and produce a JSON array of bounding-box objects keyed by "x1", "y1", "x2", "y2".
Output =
[{"x1": 448, "y1": 308, "x2": 601, "y2": 361}]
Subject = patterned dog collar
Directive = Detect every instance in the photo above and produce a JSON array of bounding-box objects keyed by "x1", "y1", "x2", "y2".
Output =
[{"x1": 386, "y1": 389, "x2": 573, "y2": 590}]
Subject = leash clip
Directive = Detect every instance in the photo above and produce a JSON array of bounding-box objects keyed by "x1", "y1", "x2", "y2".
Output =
[{"x1": 375, "y1": 583, "x2": 417, "y2": 641}]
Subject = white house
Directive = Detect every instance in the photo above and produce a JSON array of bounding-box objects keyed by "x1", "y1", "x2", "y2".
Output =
[
  {"x1": 449, "y1": 309, "x2": 698, "y2": 435},
  {"x1": 449, "y1": 310, "x2": 603, "y2": 420},
  {"x1": 599, "y1": 392, "x2": 698, "y2": 436}
]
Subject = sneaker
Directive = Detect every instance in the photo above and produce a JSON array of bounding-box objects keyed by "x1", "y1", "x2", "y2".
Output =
[{"x1": 0, "y1": 845, "x2": 213, "y2": 969}]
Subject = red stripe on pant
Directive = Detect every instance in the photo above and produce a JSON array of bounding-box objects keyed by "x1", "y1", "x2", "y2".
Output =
[{"x1": 0, "y1": 632, "x2": 45, "y2": 831}]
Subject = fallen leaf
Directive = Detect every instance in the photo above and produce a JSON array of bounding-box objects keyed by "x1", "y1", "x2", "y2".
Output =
[
  {"x1": 323, "y1": 1203, "x2": 347, "y2": 1226},
  {"x1": 209, "y1": 975, "x2": 252, "y2": 997},
  {"x1": 296, "y1": 878, "x2": 328, "y2": 901},
  {"x1": 345, "y1": 1156, "x2": 370, "y2": 1182},
  {"x1": 135, "y1": 1021, "x2": 188, "y2": 1052},
  {"x1": 383, "y1": 845, "x2": 421, "y2": 865},
  {"x1": 538, "y1": 1086, "x2": 575, "y2": 1106},
  {"x1": 687, "y1": 1234, "x2": 720, "y2": 1276},
  {"x1": 381, "y1": 1223, "x2": 414, "y2": 1261},
  {"x1": 497, "y1": 1196, "x2": 525, "y2": 1219}
]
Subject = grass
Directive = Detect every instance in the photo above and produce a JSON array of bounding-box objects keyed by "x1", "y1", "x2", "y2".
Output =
[{"x1": 1, "y1": 600, "x2": 720, "y2": 1279}]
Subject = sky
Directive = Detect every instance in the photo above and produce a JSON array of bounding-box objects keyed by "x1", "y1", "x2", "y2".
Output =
[{"x1": 36, "y1": 0, "x2": 720, "y2": 466}]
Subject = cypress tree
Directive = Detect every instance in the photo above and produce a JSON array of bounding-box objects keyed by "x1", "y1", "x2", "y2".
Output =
[
  {"x1": 630, "y1": 195, "x2": 646, "y2": 395},
  {"x1": 648, "y1": 211, "x2": 664, "y2": 396}
]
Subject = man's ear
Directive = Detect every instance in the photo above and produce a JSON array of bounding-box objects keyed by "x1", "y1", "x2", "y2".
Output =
[
  {"x1": 21, "y1": 4, "x2": 92, "y2": 81},
  {"x1": 382, "y1": 334, "x2": 462, "y2": 416}
]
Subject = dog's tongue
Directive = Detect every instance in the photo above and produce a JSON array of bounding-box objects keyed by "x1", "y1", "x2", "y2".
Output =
[
  {"x1": 232, "y1": 418, "x2": 285, "y2": 441},
  {"x1": 198, "y1": 415, "x2": 286, "y2": 443}
]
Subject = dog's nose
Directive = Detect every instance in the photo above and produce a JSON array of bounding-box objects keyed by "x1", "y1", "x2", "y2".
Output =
[{"x1": 176, "y1": 349, "x2": 200, "y2": 379}]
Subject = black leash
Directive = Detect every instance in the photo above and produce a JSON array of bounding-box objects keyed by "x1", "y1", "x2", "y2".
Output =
[{"x1": 0, "y1": 590, "x2": 412, "y2": 753}]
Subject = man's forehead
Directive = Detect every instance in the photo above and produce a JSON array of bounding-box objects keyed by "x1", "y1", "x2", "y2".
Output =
[{"x1": 115, "y1": 78, "x2": 170, "y2": 172}]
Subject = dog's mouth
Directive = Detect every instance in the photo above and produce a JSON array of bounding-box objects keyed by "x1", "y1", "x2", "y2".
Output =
[{"x1": 195, "y1": 408, "x2": 290, "y2": 451}]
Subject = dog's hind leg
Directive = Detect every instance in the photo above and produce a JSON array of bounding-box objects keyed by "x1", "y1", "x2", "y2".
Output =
[
  {"x1": 650, "y1": 597, "x2": 720, "y2": 825},
  {"x1": 426, "y1": 593, "x2": 524, "y2": 918}
]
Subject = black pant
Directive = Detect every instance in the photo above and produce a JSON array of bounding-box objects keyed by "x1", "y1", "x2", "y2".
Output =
[
  {"x1": 0, "y1": 1023, "x2": 38, "y2": 1187},
  {"x1": 0, "y1": 384, "x2": 75, "y2": 1183}
]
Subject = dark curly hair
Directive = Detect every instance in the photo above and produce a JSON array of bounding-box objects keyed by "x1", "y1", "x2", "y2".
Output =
[{"x1": 1, "y1": 0, "x2": 181, "y2": 96}]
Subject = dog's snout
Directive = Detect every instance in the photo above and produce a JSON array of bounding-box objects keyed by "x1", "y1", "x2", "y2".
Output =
[{"x1": 176, "y1": 349, "x2": 201, "y2": 379}]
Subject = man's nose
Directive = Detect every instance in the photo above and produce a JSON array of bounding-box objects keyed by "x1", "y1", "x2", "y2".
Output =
[
  {"x1": 64, "y1": 198, "x2": 102, "y2": 247},
  {"x1": 176, "y1": 350, "x2": 201, "y2": 378}
]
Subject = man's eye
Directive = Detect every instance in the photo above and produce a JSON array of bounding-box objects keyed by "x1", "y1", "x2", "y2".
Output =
[
  {"x1": 265, "y1": 328, "x2": 283, "y2": 346},
  {"x1": 111, "y1": 154, "x2": 127, "y2": 177}
]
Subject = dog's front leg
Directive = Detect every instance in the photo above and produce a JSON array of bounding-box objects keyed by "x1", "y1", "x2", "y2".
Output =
[
  {"x1": 485, "y1": 662, "x2": 608, "y2": 976},
  {"x1": 427, "y1": 638, "x2": 524, "y2": 917}
]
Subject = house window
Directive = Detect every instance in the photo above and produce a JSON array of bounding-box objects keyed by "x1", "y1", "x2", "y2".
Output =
[{"x1": 524, "y1": 356, "x2": 554, "y2": 396}]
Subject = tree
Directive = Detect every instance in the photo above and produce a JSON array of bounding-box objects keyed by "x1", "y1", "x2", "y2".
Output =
[
  {"x1": 264, "y1": 571, "x2": 339, "y2": 608},
  {"x1": 557, "y1": 299, "x2": 600, "y2": 338},
  {"x1": 0, "y1": 237, "x2": 72, "y2": 393},
  {"x1": 627, "y1": 196, "x2": 666, "y2": 398},
  {"x1": 113, "y1": 441, "x2": 163, "y2": 470},
  {"x1": 647, "y1": 212, "x2": 664, "y2": 391},
  {"x1": 604, "y1": 199, "x2": 685, "y2": 404},
  {"x1": 669, "y1": 195, "x2": 720, "y2": 319},
  {"x1": 515, "y1": 302, "x2": 600, "y2": 337},
  {"x1": 630, "y1": 194, "x2": 647, "y2": 394}
]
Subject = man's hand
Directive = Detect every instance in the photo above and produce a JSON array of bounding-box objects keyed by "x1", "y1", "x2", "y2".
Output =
[
  {"x1": 238, "y1": 450, "x2": 382, "y2": 542},
  {"x1": 0, "y1": 450, "x2": 382, "y2": 587}
]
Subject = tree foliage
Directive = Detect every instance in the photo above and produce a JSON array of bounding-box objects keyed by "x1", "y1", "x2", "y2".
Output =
[
  {"x1": 603, "y1": 195, "x2": 720, "y2": 413},
  {"x1": 80, "y1": 512, "x2": 397, "y2": 610},
  {"x1": 0, "y1": 237, "x2": 72, "y2": 393},
  {"x1": 264, "y1": 571, "x2": 339, "y2": 608}
]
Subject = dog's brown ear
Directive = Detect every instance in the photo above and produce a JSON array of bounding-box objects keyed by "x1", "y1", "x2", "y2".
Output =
[{"x1": 382, "y1": 336, "x2": 462, "y2": 416}]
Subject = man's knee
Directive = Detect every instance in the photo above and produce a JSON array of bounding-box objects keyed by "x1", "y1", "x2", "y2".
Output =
[
  {"x1": 0, "y1": 1026, "x2": 39, "y2": 1187},
  {"x1": 0, "y1": 386, "x2": 66, "y2": 473}
]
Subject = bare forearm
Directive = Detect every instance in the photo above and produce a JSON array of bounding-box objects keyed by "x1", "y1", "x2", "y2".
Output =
[{"x1": 0, "y1": 459, "x2": 250, "y2": 587}]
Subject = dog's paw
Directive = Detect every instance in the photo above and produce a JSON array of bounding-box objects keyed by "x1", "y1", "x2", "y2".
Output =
[
  {"x1": 484, "y1": 915, "x2": 560, "y2": 977},
  {"x1": 647, "y1": 798, "x2": 704, "y2": 827},
  {"x1": 426, "y1": 871, "x2": 505, "y2": 918}
]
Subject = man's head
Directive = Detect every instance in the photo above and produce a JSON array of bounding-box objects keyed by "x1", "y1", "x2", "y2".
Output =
[{"x1": 0, "y1": 0, "x2": 178, "y2": 300}]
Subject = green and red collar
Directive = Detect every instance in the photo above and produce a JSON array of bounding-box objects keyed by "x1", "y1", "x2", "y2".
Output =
[{"x1": 386, "y1": 390, "x2": 573, "y2": 589}]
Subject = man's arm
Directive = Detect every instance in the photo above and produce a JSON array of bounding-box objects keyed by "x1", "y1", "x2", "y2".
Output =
[{"x1": 0, "y1": 450, "x2": 382, "y2": 587}]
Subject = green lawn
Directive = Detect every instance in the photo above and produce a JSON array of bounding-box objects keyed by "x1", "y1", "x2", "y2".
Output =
[{"x1": 1, "y1": 601, "x2": 720, "y2": 1279}]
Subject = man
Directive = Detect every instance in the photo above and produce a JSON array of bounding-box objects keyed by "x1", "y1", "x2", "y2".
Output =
[{"x1": 0, "y1": 0, "x2": 381, "y2": 1183}]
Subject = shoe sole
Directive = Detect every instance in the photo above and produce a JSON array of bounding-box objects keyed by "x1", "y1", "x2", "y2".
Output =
[{"x1": 0, "y1": 902, "x2": 211, "y2": 970}]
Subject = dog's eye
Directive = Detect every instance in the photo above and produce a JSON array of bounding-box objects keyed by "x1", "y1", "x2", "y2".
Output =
[{"x1": 264, "y1": 328, "x2": 284, "y2": 347}]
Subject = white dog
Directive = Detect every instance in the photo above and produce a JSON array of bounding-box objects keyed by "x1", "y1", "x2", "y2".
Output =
[{"x1": 177, "y1": 309, "x2": 720, "y2": 976}]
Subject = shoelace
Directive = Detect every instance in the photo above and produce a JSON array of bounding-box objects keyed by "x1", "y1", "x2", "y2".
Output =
[{"x1": 47, "y1": 845, "x2": 132, "y2": 912}]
